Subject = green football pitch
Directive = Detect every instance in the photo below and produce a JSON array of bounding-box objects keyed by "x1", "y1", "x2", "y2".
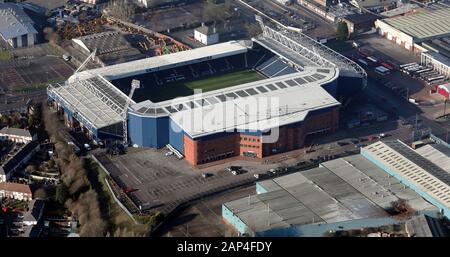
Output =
[{"x1": 133, "y1": 69, "x2": 266, "y2": 103}]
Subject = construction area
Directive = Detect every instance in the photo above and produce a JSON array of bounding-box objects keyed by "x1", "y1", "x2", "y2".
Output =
[{"x1": 56, "y1": 17, "x2": 190, "y2": 67}]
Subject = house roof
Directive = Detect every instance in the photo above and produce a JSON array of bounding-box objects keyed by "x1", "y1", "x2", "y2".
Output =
[
  {"x1": 0, "y1": 127, "x2": 32, "y2": 138},
  {"x1": 0, "y1": 182, "x2": 32, "y2": 195}
]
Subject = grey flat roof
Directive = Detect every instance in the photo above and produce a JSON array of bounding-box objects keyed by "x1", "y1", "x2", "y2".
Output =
[{"x1": 225, "y1": 153, "x2": 436, "y2": 233}]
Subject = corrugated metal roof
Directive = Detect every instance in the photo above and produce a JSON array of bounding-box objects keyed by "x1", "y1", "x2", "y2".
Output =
[
  {"x1": 0, "y1": 3, "x2": 37, "y2": 40},
  {"x1": 416, "y1": 144, "x2": 450, "y2": 173},
  {"x1": 362, "y1": 140, "x2": 450, "y2": 208},
  {"x1": 381, "y1": 8, "x2": 450, "y2": 40}
]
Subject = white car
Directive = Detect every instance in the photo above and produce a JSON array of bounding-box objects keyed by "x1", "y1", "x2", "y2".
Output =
[{"x1": 83, "y1": 143, "x2": 92, "y2": 151}]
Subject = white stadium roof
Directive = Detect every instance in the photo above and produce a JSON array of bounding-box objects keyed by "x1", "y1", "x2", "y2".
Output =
[
  {"x1": 131, "y1": 66, "x2": 340, "y2": 138},
  {"x1": 48, "y1": 76, "x2": 132, "y2": 130},
  {"x1": 73, "y1": 40, "x2": 249, "y2": 81}
]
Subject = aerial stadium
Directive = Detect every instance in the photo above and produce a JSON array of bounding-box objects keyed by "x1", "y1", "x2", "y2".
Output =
[{"x1": 47, "y1": 22, "x2": 367, "y2": 166}]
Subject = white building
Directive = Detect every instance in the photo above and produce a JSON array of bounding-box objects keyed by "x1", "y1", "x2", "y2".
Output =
[
  {"x1": 0, "y1": 3, "x2": 38, "y2": 48},
  {"x1": 0, "y1": 127, "x2": 35, "y2": 143},
  {"x1": 194, "y1": 25, "x2": 219, "y2": 46}
]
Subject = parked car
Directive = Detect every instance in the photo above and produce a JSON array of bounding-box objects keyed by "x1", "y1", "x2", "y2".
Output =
[
  {"x1": 202, "y1": 173, "x2": 212, "y2": 178},
  {"x1": 83, "y1": 143, "x2": 92, "y2": 151}
]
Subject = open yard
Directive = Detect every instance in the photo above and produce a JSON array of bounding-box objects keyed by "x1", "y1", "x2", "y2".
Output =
[{"x1": 133, "y1": 69, "x2": 265, "y2": 103}]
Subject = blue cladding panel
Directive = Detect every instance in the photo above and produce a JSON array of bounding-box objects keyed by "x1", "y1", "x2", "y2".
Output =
[
  {"x1": 222, "y1": 204, "x2": 247, "y2": 235},
  {"x1": 337, "y1": 76, "x2": 363, "y2": 98},
  {"x1": 321, "y1": 79, "x2": 338, "y2": 97},
  {"x1": 129, "y1": 113, "x2": 144, "y2": 146},
  {"x1": 129, "y1": 113, "x2": 169, "y2": 148},
  {"x1": 64, "y1": 107, "x2": 73, "y2": 121},
  {"x1": 169, "y1": 119, "x2": 184, "y2": 153}
]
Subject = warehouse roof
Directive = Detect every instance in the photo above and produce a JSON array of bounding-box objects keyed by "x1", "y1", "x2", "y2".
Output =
[
  {"x1": 380, "y1": 8, "x2": 450, "y2": 40},
  {"x1": 422, "y1": 51, "x2": 450, "y2": 68},
  {"x1": 0, "y1": 3, "x2": 37, "y2": 40},
  {"x1": 72, "y1": 31, "x2": 134, "y2": 55},
  {"x1": 74, "y1": 40, "x2": 249, "y2": 81},
  {"x1": 132, "y1": 67, "x2": 340, "y2": 138},
  {"x1": 416, "y1": 144, "x2": 450, "y2": 173},
  {"x1": 48, "y1": 75, "x2": 131, "y2": 129},
  {"x1": 362, "y1": 140, "x2": 450, "y2": 209},
  {"x1": 224, "y1": 154, "x2": 435, "y2": 233}
]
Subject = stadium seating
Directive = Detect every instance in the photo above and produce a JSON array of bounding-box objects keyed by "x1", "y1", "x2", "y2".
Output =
[
  {"x1": 110, "y1": 44, "x2": 298, "y2": 99},
  {"x1": 256, "y1": 57, "x2": 297, "y2": 78}
]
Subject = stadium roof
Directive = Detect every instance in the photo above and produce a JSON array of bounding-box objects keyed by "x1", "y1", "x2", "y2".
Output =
[
  {"x1": 224, "y1": 154, "x2": 435, "y2": 234},
  {"x1": 48, "y1": 75, "x2": 132, "y2": 130},
  {"x1": 362, "y1": 140, "x2": 450, "y2": 209},
  {"x1": 74, "y1": 41, "x2": 249, "y2": 81},
  {"x1": 415, "y1": 144, "x2": 450, "y2": 173},
  {"x1": 380, "y1": 8, "x2": 450, "y2": 40},
  {"x1": 0, "y1": 3, "x2": 37, "y2": 40},
  {"x1": 131, "y1": 66, "x2": 341, "y2": 138}
]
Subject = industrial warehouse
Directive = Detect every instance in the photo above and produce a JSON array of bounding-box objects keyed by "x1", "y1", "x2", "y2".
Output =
[
  {"x1": 223, "y1": 140, "x2": 450, "y2": 237},
  {"x1": 375, "y1": 7, "x2": 450, "y2": 80},
  {"x1": 47, "y1": 22, "x2": 366, "y2": 166}
]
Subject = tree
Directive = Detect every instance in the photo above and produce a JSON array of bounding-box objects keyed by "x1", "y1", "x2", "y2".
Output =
[
  {"x1": 55, "y1": 183, "x2": 69, "y2": 204},
  {"x1": 336, "y1": 21, "x2": 349, "y2": 41},
  {"x1": 244, "y1": 23, "x2": 262, "y2": 38},
  {"x1": 203, "y1": 2, "x2": 231, "y2": 23},
  {"x1": 25, "y1": 165, "x2": 37, "y2": 174},
  {"x1": 107, "y1": 0, "x2": 137, "y2": 22},
  {"x1": 34, "y1": 188, "x2": 48, "y2": 200}
]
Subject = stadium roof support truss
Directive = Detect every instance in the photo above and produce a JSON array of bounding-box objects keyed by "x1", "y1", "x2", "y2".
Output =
[
  {"x1": 259, "y1": 23, "x2": 367, "y2": 88},
  {"x1": 48, "y1": 82, "x2": 123, "y2": 133},
  {"x1": 261, "y1": 25, "x2": 332, "y2": 67},
  {"x1": 78, "y1": 78, "x2": 124, "y2": 116}
]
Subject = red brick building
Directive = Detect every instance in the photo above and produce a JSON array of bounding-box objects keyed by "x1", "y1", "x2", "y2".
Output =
[{"x1": 183, "y1": 106, "x2": 339, "y2": 166}]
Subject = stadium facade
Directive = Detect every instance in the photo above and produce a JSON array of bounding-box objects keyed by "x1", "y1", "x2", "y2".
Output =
[{"x1": 47, "y1": 24, "x2": 366, "y2": 166}]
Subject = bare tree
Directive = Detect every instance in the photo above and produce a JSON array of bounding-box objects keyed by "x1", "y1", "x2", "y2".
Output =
[{"x1": 107, "y1": 0, "x2": 137, "y2": 22}]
